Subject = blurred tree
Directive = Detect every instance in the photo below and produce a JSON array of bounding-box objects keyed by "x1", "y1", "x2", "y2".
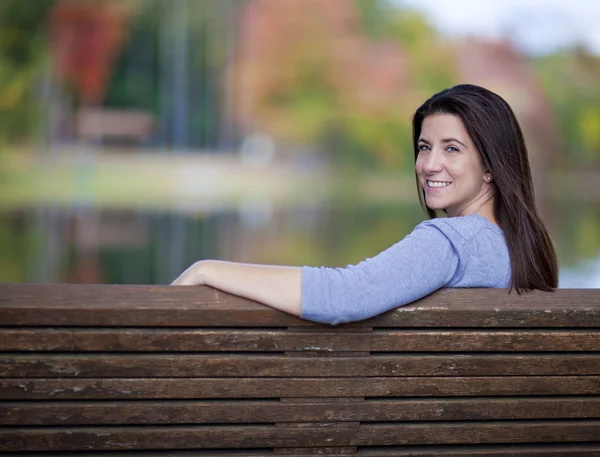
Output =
[
  {"x1": 104, "y1": 1, "x2": 161, "y2": 113},
  {"x1": 104, "y1": 0, "x2": 238, "y2": 148},
  {"x1": 233, "y1": 0, "x2": 427, "y2": 171},
  {"x1": 49, "y1": 0, "x2": 132, "y2": 105},
  {"x1": 387, "y1": 7, "x2": 457, "y2": 98},
  {"x1": 0, "y1": 0, "x2": 55, "y2": 144},
  {"x1": 534, "y1": 47, "x2": 600, "y2": 165}
]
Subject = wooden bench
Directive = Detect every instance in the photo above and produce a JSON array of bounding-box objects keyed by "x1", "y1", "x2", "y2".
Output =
[{"x1": 1, "y1": 284, "x2": 600, "y2": 456}]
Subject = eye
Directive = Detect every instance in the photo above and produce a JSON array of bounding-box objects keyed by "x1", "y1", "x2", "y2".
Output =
[
  {"x1": 418, "y1": 144, "x2": 430, "y2": 151},
  {"x1": 447, "y1": 146, "x2": 459, "y2": 153}
]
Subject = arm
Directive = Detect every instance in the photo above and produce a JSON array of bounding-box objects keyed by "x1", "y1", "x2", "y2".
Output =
[
  {"x1": 171, "y1": 260, "x2": 302, "y2": 317},
  {"x1": 302, "y1": 223, "x2": 459, "y2": 325},
  {"x1": 172, "y1": 223, "x2": 459, "y2": 325}
]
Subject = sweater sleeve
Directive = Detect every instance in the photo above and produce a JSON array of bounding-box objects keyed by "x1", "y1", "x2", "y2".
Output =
[{"x1": 301, "y1": 222, "x2": 460, "y2": 325}]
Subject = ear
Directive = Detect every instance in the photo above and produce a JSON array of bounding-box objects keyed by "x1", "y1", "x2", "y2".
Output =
[{"x1": 484, "y1": 173, "x2": 492, "y2": 183}]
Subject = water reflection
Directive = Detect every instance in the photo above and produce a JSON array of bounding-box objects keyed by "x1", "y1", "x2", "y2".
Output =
[{"x1": 1, "y1": 200, "x2": 599, "y2": 287}]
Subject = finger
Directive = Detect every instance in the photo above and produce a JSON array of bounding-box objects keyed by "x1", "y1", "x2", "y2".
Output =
[
  {"x1": 170, "y1": 270, "x2": 191, "y2": 286},
  {"x1": 170, "y1": 263, "x2": 199, "y2": 286}
]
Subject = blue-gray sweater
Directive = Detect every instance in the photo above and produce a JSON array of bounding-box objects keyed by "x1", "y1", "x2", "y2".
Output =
[{"x1": 301, "y1": 214, "x2": 510, "y2": 325}]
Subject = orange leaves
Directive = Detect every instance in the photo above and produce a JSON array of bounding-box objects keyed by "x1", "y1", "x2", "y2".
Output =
[
  {"x1": 234, "y1": 0, "x2": 409, "y2": 141},
  {"x1": 49, "y1": 0, "x2": 132, "y2": 104}
]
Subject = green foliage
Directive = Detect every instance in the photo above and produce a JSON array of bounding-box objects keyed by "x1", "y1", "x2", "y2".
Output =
[
  {"x1": 0, "y1": 212, "x2": 38, "y2": 282},
  {"x1": 104, "y1": 0, "x2": 237, "y2": 146},
  {"x1": 354, "y1": 0, "x2": 395, "y2": 39},
  {"x1": 533, "y1": 48, "x2": 600, "y2": 165},
  {"x1": 387, "y1": 8, "x2": 457, "y2": 95},
  {"x1": 104, "y1": 0, "x2": 160, "y2": 112},
  {"x1": 0, "y1": 0, "x2": 55, "y2": 65},
  {"x1": 0, "y1": 0, "x2": 55, "y2": 144}
]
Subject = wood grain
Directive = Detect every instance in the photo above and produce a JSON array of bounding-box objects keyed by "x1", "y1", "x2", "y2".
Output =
[
  {"x1": 2, "y1": 283, "x2": 600, "y2": 453},
  {"x1": 2, "y1": 376, "x2": 599, "y2": 399},
  {"x1": 3, "y1": 328, "x2": 600, "y2": 352},
  {"x1": 2, "y1": 421, "x2": 600, "y2": 451},
  {"x1": 2, "y1": 445, "x2": 600, "y2": 457},
  {"x1": 360, "y1": 443, "x2": 600, "y2": 456},
  {"x1": 3, "y1": 354, "x2": 600, "y2": 378},
  {"x1": 2, "y1": 284, "x2": 599, "y2": 327},
  {"x1": 2, "y1": 397, "x2": 600, "y2": 425}
]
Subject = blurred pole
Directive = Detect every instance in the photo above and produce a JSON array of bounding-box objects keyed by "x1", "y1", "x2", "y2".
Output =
[
  {"x1": 169, "y1": 0, "x2": 191, "y2": 281},
  {"x1": 155, "y1": 0, "x2": 192, "y2": 283},
  {"x1": 219, "y1": 0, "x2": 236, "y2": 152},
  {"x1": 33, "y1": 51, "x2": 67, "y2": 283},
  {"x1": 173, "y1": 0, "x2": 190, "y2": 149},
  {"x1": 155, "y1": 0, "x2": 173, "y2": 284},
  {"x1": 238, "y1": 0, "x2": 255, "y2": 138},
  {"x1": 215, "y1": 0, "x2": 239, "y2": 260}
]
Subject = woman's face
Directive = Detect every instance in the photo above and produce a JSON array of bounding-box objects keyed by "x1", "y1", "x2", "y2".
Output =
[{"x1": 415, "y1": 113, "x2": 492, "y2": 217}]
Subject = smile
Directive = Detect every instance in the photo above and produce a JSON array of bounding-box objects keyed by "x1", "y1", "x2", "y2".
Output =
[{"x1": 427, "y1": 180, "x2": 452, "y2": 188}]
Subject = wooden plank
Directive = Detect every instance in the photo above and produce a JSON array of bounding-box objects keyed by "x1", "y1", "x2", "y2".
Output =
[
  {"x1": 1, "y1": 421, "x2": 600, "y2": 451},
  {"x1": 1, "y1": 284, "x2": 600, "y2": 328},
  {"x1": 2, "y1": 397, "x2": 600, "y2": 425},
  {"x1": 359, "y1": 444, "x2": 600, "y2": 456},
  {"x1": 3, "y1": 354, "x2": 600, "y2": 378},
  {"x1": 0, "y1": 452, "x2": 274, "y2": 457},
  {"x1": 3, "y1": 445, "x2": 600, "y2": 457},
  {"x1": 4, "y1": 328, "x2": 600, "y2": 352},
  {"x1": 2, "y1": 376, "x2": 600, "y2": 399},
  {"x1": 2, "y1": 444, "x2": 600, "y2": 456},
  {"x1": 0, "y1": 284, "x2": 302, "y2": 328},
  {"x1": 276, "y1": 446, "x2": 356, "y2": 454}
]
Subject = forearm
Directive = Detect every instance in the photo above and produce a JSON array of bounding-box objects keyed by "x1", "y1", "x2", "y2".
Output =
[{"x1": 174, "y1": 260, "x2": 302, "y2": 317}]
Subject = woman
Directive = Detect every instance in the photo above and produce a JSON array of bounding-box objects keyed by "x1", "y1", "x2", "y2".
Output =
[{"x1": 172, "y1": 84, "x2": 558, "y2": 325}]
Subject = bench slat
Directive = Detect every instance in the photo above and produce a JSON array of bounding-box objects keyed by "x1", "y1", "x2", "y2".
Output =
[
  {"x1": 3, "y1": 444, "x2": 600, "y2": 456},
  {"x1": 3, "y1": 376, "x2": 599, "y2": 399},
  {"x1": 3, "y1": 354, "x2": 600, "y2": 378},
  {"x1": 3, "y1": 285, "x2": 600, "y2": 453},
  {"x1": 2, "y1": 397, "x2": 600, "y2": 425},
  {"x1": 0, "y1": 453, "x2": 273, "y2": 457},
  {"x1": 2, "y1": 421, "x2": 600, "y2": 451},
  {"x1": 3, "y1": 329, "x2": 600, "y2": 352},
  {"x1": 361, "y1": 443, "x2": 600, "y2": 456},
  {"x1": 2, "y1": 285, "x2": 599, "y2": 328}
]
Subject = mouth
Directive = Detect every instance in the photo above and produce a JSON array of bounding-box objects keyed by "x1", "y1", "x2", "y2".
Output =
[{"x1": 426, "y1": 180, "x2": 452, "y2": 189}]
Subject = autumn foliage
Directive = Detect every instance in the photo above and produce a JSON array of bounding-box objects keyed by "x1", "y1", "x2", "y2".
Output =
[
  {"x1": 49, "y1": 0, "x2": 131, "y2": 104},
  {"x1": 234, "y1": 0, "x2": 416, "y2": 166}
]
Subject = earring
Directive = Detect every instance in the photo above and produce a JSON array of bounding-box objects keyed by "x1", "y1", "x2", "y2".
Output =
[{"x1": 485, "y1": 174, "x2": 492, "y2": 182}]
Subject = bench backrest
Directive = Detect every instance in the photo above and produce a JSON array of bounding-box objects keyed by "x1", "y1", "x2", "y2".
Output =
[{"x1": 1, "y1": 284, "x2": 600, "y2": 456}]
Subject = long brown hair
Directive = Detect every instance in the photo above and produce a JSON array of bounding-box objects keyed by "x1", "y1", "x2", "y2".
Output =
[{"x1": 412, "y1": 84, "x2": 558, "y2": 292}]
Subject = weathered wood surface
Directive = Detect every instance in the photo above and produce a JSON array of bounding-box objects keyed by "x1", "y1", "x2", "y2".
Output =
[
  {"x1": 3, "y1": 444, "x2": 600, "y2": 456},
  {"x1": 1, "y1": 284, "x2": 600, "y2": 327},
  {"x1": 3, "y1": 376, "x2": 599, "y2": 399},
  {"x1": 3, "y1": 353, "x2": 600, "y2": 377},
  {"x1": 3, "y1": 397, "x2": 600, "y2": 425},
  {"x1": 359, "y1": 445, "x2": 600, "y2": 457},
  {"x1": 2, "y1": 421, "x2": 600, "y2": 451},
  {"x1": 1, "y1": 284, "x2": 600, "y2": 455},
  {"x1": 4, "y1": 328, "x2": 600, "y2": 352}
]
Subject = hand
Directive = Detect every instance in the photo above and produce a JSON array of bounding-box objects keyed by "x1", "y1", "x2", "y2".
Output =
[{"x1": 170, "y1": 260, "x2": 209, "y2": 286}]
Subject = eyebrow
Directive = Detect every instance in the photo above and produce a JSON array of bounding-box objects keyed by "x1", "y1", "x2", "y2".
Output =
[{"x1": 418, "y1": 137, "x2": 468, "y2": 148}]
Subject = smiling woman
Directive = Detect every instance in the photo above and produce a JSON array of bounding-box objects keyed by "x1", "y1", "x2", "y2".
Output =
[
  {"x1": 416, "y1": 114, "x2": 495, "y2": 221},
  {"x1": 172, "y1": 84, "x2": 559, "y2": 325}
]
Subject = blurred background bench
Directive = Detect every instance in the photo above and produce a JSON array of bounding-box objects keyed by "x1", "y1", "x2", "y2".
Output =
[{"x1": 1, "y1": 284, "x2": 599, "y2": 456}]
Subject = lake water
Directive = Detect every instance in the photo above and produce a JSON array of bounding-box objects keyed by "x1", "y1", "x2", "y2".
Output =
[{"x1": 1, "y1": 199, "x2": 599, "y2": 287}]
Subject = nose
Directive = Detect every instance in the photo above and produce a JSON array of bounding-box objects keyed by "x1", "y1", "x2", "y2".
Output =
[{"x1": 422, "y1": 148, "x2": 444, "y2": 174}]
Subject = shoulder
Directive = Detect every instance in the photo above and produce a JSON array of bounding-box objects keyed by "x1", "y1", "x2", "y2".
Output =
[
  {"x1": 415, "y1": 215, "x2": 510, "y2": 288},
  {"x1": 416, "y1": 214, "x2": 503, "y2": 243}
]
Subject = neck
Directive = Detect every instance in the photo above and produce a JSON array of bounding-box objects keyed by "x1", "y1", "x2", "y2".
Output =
[{"x1": 449, "y1": 189, "x2": 498, "y2": 227}]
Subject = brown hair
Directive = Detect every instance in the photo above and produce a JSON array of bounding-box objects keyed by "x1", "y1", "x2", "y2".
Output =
[{"x1": 412, "y1": 84, "x2": 558, "y2": 292}]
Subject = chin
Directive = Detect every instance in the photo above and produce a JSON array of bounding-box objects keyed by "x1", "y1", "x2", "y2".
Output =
[{"x1": 425, "y1": 200, "x2": 445, "y2": 211}]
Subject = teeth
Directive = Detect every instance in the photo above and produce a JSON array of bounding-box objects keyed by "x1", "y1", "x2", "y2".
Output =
[{"x1": 427, "y1": 181, "x2": 451, "y2": 188}]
